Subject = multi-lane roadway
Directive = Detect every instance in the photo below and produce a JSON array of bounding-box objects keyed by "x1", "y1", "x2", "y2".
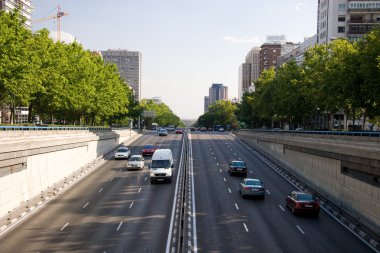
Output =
[{"x1": 0, "y1": 130, "x2": 375, "y2": 253}]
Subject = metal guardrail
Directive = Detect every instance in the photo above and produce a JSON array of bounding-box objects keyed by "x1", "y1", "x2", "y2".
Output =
[
  {"x1": 245, "y1": 129, "x2": 380, "y2": 137},
  {"x1": 0, "y1": 126, "x2": 115, "y2": 131}
]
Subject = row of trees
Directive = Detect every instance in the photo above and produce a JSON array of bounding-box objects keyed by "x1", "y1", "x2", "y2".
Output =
[
  {"x1": 196, "y1": 100, "x2": 238, "y2": 129},
  {"x1": 0, "y1": 10, "x2": 134, "y2": 125},
  {"x1": 140, "y1": 99, "x2": 183, "y2": 128},
  {"x1": 0, "y1": 10, "x2": 182, "y2": 127},
  {"x1": 237, "y1": 29, "x2": 380, "y2": 130},
  {"x1": 196, "y1": 29, "x2": 379, "y2": 131}
]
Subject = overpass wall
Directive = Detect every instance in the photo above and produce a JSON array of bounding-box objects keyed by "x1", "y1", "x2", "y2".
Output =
[
  {"x1": 0, "y1": 129, "x2": 138, "y2": 219},
  {"x1": 236, "y1": 130, "x2": 380, "y2": 234}
]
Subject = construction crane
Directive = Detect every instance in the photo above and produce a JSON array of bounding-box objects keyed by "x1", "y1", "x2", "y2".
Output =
[{"x1": 32, "y1": 5, "x2": 69, "y2": 42}]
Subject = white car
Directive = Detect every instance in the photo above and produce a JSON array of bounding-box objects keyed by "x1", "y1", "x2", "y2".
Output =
[
  {"x1": 127, "y1": 155, "x2": 145, "y2": 170},
  {"x1": 114, "y1": 147, "x2": 131, "y2": 160}
]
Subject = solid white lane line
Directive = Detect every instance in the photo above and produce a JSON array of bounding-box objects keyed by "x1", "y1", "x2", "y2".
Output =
[
  {"x1": 278, "y1": 205, "x2": 285, "y2": 212},
  {"x1": 296, "y1": 225, "x2": 305, "y2": 235},
  {"x1": 82, "y1": 202, "x2": 89, "y2": 208},
  {"x1": 138, "y1": 187, "x2": 142, "y2": 193},
  {"x1": 98, "y1": 187, "x2": 103, "y2": 193},
  {"x1": 266, "y1": 190, "x2": 271, "y2": 195},
  {"x1": 129, "y1": 202, "x2": 134, "y2": 208},
  {"x1": 235, "y1": 203, "x2": 239, "y2": 210},
  {"x1": 116, "y1": 221, "x2": 123, "y2": 231},
  {"x1": 144, "y1": 177, "x2": 147, "y2": 181},
  {"x1": 223, "y1": 177, "x2": 226, "y2": 182},
  {"x1": 60, "y1": 222, "x2": 69, "y2": 231},
  {"x1": 228, "y1": 188, "x2": 232, "y2": 194},
  {"x1": 243, "y1": 223, "x2": 249, "y2": 232}
]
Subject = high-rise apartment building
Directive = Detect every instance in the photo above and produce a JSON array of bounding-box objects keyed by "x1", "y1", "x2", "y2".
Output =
[
  {"x1": 260, "y1": 43, "x2": 281, "y2": 72},
  {"x1": 101, "y1": 49, "x2": 142, "y2": 101},
  {"x1": 0, "y1": 0, "x2": 33, "y2": 29},
  {"x1": 317, "y1": 0, "x2": 380, "y2": 44},
  {"x1": 209, "y1": 83, "x2": 228, "y2": 105},
  {"x1": 237, "y1": 47, "x2": 260, "y2": 101},
  {"x1": 238, "y1": 63, "x2": 251, "y2": 102},
  {"x1": 204, "y1": 96, "x2": 209, "y2": 113}
]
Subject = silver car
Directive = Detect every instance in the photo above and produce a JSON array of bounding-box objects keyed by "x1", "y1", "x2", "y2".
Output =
[
  {"x1": 127, "y1": 155, "x2": 145, "y2": 170},
  {"x1": 239, "y1": 178, "x2": 265, "y2": 199},
  {"x1": 114, "y1": 147, "x2": 131, "y2": 160}
]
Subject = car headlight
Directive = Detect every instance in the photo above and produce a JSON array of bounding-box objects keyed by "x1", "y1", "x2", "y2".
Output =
[
  {"x1": 150, "y1": 172, "x2": 155, "y2": 177},
  {"x1": 166, "y1": 171, "x2": 172, "y2": 177}
]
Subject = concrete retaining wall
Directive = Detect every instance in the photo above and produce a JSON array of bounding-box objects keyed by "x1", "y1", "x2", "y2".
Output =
[
  {"x1": 0, "y1": 129, "x2": 138, "y2": 219},
  {"x1": 236, "y1": 131, "x2": 380, "y2": 234}
]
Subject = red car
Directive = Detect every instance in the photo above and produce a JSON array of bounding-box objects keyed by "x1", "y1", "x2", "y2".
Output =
[
  {"x1": 175, "y1": 129, "x2": 183, "y2": 134},
  {"x1": 142, "y1": 144, "x2": 156, "y2": 156},
  {"x1": 286, "y1": 191, "x2": 320, "y2": 217}
]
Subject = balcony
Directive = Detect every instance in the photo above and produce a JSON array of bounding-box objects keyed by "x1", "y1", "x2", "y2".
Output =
[
  {"x1": 348, "y1": 24, "x2": 376, "y2": 34},
  {"x1": 348, "y1": 19, "x2": 380, "y2": 24}
]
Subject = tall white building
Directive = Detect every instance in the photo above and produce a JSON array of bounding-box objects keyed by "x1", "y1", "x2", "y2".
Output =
[
  {"x1": 0, "y1": 0, "x2": 33, "y2": 29},
  {"x1": 317, "y1": 0, "x2": 380, "y2": 44},
  {"x1": 101, "y1": 50, "x2": 142, "y2": 101}
]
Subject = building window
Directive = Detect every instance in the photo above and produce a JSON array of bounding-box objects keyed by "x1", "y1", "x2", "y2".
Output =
[
  {"x1": 338, "y1": 16, "x2": 345, "y2": 22},
  {"x1": 338, "y1": 26, "x2": 345, "y2": 33},
  {"x1": 339, "y1": 3, "x2": 346, "y2": 10}
]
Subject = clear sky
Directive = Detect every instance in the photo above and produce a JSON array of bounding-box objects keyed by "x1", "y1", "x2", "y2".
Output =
[{"x1": 32, "y1": 0, "x2": 318, "y2": 120}]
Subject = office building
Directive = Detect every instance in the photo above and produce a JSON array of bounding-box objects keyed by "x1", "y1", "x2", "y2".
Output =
[
  {"x1": 277, "y1": 35, "x2": 318, "y2": 66},
  {"x1": 101, "y1": 49, "x2": 142, "y2": 101},
  {"x1": 0, "y1": 0, "x2": 33, "y2": 29},
  {"x1": 317, "y1": 0, "x2": 380, "y2": 44},
  {"x1": 209, "y1": 83, "x2": 228, "y2": 105}
]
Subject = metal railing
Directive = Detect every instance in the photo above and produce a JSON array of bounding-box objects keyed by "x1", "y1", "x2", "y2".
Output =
[{"x1": 244, "y1": 129, "x2": 380, "y2": 137}]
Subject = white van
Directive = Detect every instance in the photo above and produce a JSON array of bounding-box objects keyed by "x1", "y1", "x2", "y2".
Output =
[{"x1": 150, "y1": 149, "x2": 174, "y2": 184}]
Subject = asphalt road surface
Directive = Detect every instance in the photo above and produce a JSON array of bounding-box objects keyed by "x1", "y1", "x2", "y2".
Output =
[{"x1": 0, "y1": 130, "x2": 375, "y2": 253}]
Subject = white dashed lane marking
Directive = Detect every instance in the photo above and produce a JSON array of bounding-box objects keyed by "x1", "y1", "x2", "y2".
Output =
[
  {"x1": 228, "y1": 188, "x2": 232, "y2": 194},
  {"x1": 98, "y1": 187, "x2": 103, "y2": 193},
  {"x1": 129, "y1": 202, "x2": 134, "y2": 208},
  {"x1": 116, "y1": 221, "x2": 123, "y2": 231},
  {"x1": 60, "y1": 222, "x2": 69, "y2": 231},
  {"x1": 235, "y1": 203, "x2": 239, "y2": 210},
  {"x1": 278, "y1": 205, "x2": 285, "y2": 212},
  {"x1": 243, "y1": 223, "x2": 249, "y2": 232},
  {"x1": 296, "y1": 225, "x2": 305, "y2": 235},
  {"x1": 82, "y1": 202, "x2": 89, "y2": 208}
]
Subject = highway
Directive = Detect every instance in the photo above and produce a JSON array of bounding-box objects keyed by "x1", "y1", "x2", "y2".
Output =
[
  {"x1": 191, "y1": 131, "x2": 374, "y2": 253},
  {"x1": 0, "y1": 131, "x2": 183, "y2": 253},
  {"x1": 0, "y1": 130, "x2": 375, "y2": 253}
]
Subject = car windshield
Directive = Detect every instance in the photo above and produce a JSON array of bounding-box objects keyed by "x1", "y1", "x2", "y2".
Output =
[
  {"x1": 117, "y1": 148, "x2": 129, "y2": 153},
  {"x1": 144, "y1": 145, "x2": 154, "y2": 149},
  {"x1": 130, "y1": 157, "x2": 142, "y2": 161},
  {"x1": 151, "y1": 160, "x2": 171, "y2": 168},
  {"x1": 245, "y1": 180, "x2": 261, "y2": 186},
  {"x1": 232, "y1": 161, "x2": 245, "y2": 167},
  {"x1": 297, "y1": 194, "x2": 315, "y2": 201}
]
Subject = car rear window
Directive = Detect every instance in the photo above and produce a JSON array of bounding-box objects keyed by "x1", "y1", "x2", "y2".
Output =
[
  {"x1": 117, "y1": 148, "x2": 129, "y2": 152},
  {"x1": 232, "y1": 161, "x2": 245, "y2": 166},
  {"x1": 246, "y1": 180, "x2": 261, "y2": 186},
  {"x1": 130, "y1": 157, "x2": 142, "y2": 161},
  {"x1": 144, "y1": 145, "x2": 154, "y2": 149},
  {"x1": 297, "y1": 194, "x2": 315, "y2": 201}
]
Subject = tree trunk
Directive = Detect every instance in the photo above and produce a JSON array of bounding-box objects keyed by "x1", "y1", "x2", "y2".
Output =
[{"x1": 362, "y1": 114, "x2": 366, "y2": 130}]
